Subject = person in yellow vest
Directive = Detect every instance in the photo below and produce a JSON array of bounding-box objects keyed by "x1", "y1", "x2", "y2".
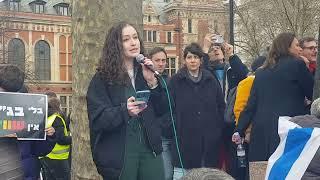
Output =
[{"x1": 40, "y1": 91, "x2": 72, "y2": 180}]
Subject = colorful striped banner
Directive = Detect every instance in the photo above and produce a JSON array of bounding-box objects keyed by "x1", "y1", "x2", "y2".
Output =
[{"x1": 0, "y1": 120, "x2": 25, "y2": 130}]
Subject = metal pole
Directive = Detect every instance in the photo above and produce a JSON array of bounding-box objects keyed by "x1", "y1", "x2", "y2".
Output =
[{"x1": 229, "y1": 0, "x2": 234, "y2": 46}]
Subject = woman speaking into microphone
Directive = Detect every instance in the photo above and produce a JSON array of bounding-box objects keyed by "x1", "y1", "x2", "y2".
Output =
[{"x1": 86, "y1": 22, "x2": 168, "y2": 180}]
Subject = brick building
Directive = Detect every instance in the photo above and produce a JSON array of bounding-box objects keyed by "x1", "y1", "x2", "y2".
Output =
[
  {"x1": 0, "y1": 0, "x2": 72, "y2": 115},
  {"x1": 0, "y1": 0, "x2": 229, "y2": 114},
  {"x1": 143, "y1": 0, "x2": 229, "y2": 75},
  {"x1": 143, "y1": 0, "x2": 179, "y2": 76}
]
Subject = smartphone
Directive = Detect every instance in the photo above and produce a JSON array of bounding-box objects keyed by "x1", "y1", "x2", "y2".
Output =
[
  {"x1": 136, "y1": 90, "x2": 151, "y2": 108},
  {"x1": 213, "y1": 35, "x2": 224, "y2": 44}
]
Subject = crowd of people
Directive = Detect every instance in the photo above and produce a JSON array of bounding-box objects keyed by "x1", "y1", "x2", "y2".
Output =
[
  {"x1": 86, "y1": 21, "x2": 319, "y2": 180},
  {"x1": 0, "y1": 20, "x2": 318, "y2": 180}
]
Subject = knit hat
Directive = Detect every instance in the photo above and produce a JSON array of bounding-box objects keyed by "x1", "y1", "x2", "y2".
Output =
[
  {"x1": 311, "y1": 98, "x2": 320, "y2": 119},
  {"x1": 251, "y1": 56, "x2": 266, "y2": 72},
  {"x1": 0, "y1": 64, "x2": 25, "y2": 92}
]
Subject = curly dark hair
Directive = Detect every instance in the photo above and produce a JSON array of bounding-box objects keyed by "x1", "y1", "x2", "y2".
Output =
[{"x1": 98, "y1": 21, "x2": 144, "y2": 85}]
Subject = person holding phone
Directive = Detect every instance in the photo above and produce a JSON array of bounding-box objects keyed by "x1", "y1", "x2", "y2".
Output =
[
  {"x1": 86, "y1": 22, "x2": 168, "y2": 180},
  {"x1": 202, "y1": 33, "x2": 248, "y2": 97},
  {"x1": 202, "y1": 34, "x2": 249, "y2": 179}
]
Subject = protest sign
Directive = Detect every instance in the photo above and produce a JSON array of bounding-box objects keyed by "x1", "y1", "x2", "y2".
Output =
[{"x1": 0, "y1": 92, "x2": 47, "y2": 140}]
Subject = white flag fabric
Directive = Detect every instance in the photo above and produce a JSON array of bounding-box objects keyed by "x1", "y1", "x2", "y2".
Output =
[{"x1": 265, "y1": 116, "x2": 320, "y2": 180}]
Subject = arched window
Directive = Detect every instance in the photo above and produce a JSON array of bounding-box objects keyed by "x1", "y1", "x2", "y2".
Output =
[
  {"x1": 8, "y1": 38, "x2": 25, "y2": 71},
  {"x1": 35, "y1": 40, "x2": 50, "y2": 80}
]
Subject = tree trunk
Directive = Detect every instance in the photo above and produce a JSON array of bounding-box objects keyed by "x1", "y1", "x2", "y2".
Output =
[
  {"x1": 313, "y1": 25, "x2": 320, "y2": 100},
  {"x1": 71, "y1": 1, "x2": 142, "y2": 179}
]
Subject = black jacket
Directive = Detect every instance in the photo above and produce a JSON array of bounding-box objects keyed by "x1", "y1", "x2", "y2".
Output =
[
  {"x1": 50, "y1": 113, "x2": 72, "y2": 145},
  {"x1": 86, "y1": 66, "x2": 168, "y2": 179},
  {"x1": 169, "y1": 67, "x2": 225, "y2": 168},
  {"x1": 236, "y1": 56, "x2": 314, "y2": 161},
  {"x1": 157, "y1": 73, "x2": 172, "y2": 138}
]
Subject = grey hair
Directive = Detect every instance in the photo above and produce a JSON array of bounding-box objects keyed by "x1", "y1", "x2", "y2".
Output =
[
  {"x1": 311, "y1": 98, "x2": 320, "y2": 118},
  {"x1": 180, "y1": 168, "x2": 235, "y2": 180}
]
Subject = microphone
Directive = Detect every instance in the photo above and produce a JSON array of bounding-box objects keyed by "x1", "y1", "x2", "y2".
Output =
[{"x1": 135, "y1": 54, "x2": 160, "y2": 76}]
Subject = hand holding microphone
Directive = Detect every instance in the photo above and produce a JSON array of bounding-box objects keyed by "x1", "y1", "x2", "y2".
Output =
[
  {"x1": 136, "y1": 54, "x2": 160, "y2": 76},
  {"x1": 136, "y1": 54, "x2": 159, "y2": 89}
]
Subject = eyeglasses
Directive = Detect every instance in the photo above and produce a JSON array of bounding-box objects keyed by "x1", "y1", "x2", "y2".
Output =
[
  {"x1": 303, "y1": 46, "x2": 318, "y2": 51},
  {"x1": 210, "y1": 45, "x2": 222, "y2": 51}
]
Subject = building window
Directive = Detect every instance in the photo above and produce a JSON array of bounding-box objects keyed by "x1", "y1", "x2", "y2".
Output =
[
  {"x1": 147, "y1": 31, "x2": 152, "y2": 42},
  {"x1": 59, "y1": 95, "x2": 72, "y2": 116},
  {"x1": 8, "y1": 38, "x2": 25, "y2": 71},
  {"x1": 35, "y1": 40, "x2": 51, "y2": 80},
  {"x1": 143, "y1": 30, "x2": 147, "y2": 41},
  {"x1": 34, "y1": 4, "x2": 44, "y2": 13},
  {"x1": 167, "y1": 32, "x2": 172, "y2": 43},
  {"x1": 58, "y1": 6, "x2": 69, "y2": 16},
  {"x1": 30, "y1": 0, "x2": 46, "y2": 14},
  {"x1": 145, "y1": 30, "x2": 157, "y2": 42},
  {"x1": 188, "y1": 19, "x2": 192, "y2": 33},
  {"x1": 54, "y1": 3, "x2": 70, "y2": 16},
  {"x1": 8, "y1": 0, "x2": 20, "y2": 11},
  {"x1": 152, "y1": 31, "x2": 157, "y2": 42},
  {"x1": 164, "y1": 57, "x2": 177, "y2": 76},
  {"x1": 59, "y1": 35, "x2": 72, "y2": 82},
  {"x1": 148, "y1": 15, "x2": 151, "y2": 22}
]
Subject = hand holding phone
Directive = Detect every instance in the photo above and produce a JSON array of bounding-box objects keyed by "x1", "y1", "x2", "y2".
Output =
[
  {"x1": 212, "y1": 35, "x2": 224, "y2": 45},
  {"x1": 127, "y1": 96, "x2": 147, "y2": 117},
  {"x1": 136, "y1": 90, "x2": 151, "y2": 108}
]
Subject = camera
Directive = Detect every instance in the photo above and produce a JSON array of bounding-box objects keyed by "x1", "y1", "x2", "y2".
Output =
[{"x1": 212, "y1": 35, "x2": 224, "y2": 44}]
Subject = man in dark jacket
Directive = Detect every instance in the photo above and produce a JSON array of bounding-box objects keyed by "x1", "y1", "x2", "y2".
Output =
[
  {"x1": 202, "y1": 34, "x2": 249, "y2": 179},
  {"x1": 169, "y1": 43, "x2": 225, "y2": 179},
  {"x1": 149, "y1": 47, "x2": 172, "y2": 180}
]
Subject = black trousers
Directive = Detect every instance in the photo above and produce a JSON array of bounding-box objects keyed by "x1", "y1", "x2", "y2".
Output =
[{"x1": 40, "y1": 157, "x2": 70, "y2": 180}]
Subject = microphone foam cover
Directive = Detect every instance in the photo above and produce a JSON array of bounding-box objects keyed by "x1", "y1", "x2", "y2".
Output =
[{"x1": 135, "y1": 54, "x2": 145, "y2": 63}]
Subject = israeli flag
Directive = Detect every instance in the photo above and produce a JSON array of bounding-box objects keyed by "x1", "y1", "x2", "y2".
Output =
[{"x1": 265, "y1": 116, "x2": 320, "y2": 180}]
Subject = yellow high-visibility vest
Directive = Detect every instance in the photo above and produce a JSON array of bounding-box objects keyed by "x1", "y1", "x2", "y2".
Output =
[{"x1": 45, "y1": 113, "x2": 70, "y2": 160}]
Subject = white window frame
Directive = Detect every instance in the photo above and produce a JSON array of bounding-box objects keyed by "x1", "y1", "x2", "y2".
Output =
[
  {"x1": 145, "y1": 30, "x2": 157, "y2": 42},
  {"x1": 58, "y1": 95, "x2": 72, "y2": 116},
  {"x1": 165, "y1": 57, "x2": 178, "y2": 76},
  {"x1": 167, "y1": 31, "x2": 172, "y2": 43}
]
